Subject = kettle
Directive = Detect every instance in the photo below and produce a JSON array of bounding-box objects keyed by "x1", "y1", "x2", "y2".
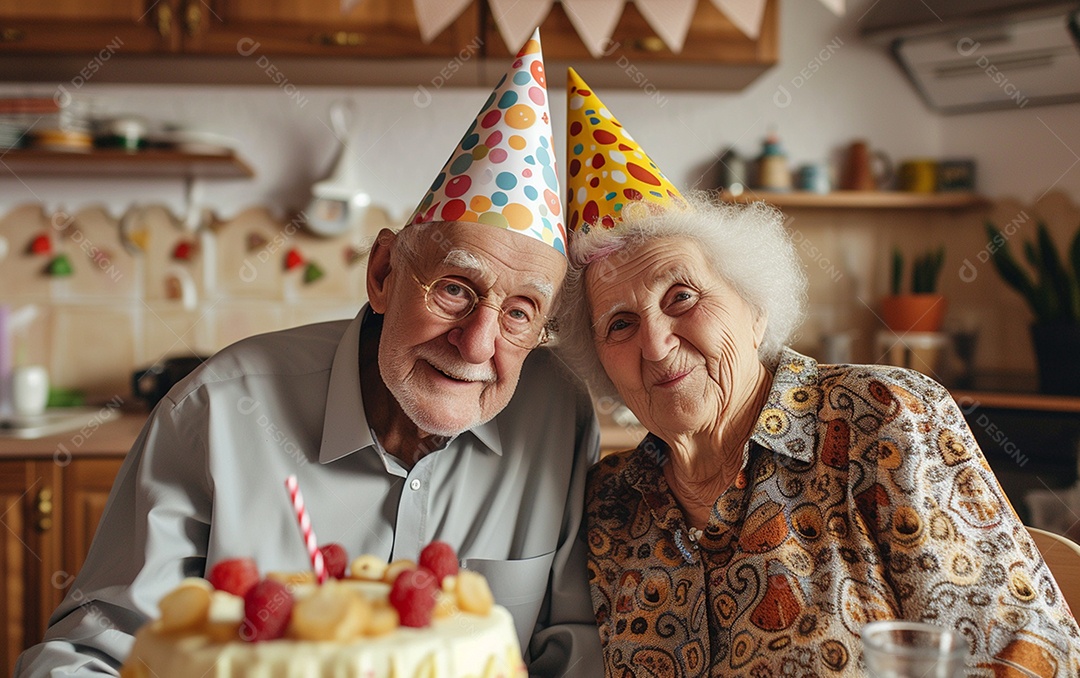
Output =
[{"x1": 132, "y1": 355, "x2": 208, "y2": 408}]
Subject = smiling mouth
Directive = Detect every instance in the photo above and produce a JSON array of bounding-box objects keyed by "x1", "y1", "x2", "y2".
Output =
[
  {"x1": 653, "y1": 369, "x2": 691, "y2": 387},
  {"x1": 429, "y1": 362, "x2": 494, "y2": 384}
]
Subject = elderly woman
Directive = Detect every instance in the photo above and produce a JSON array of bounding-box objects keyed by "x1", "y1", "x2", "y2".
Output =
[{"x1": 557, "y1": 195, "x2": 1080, "y2": 677}]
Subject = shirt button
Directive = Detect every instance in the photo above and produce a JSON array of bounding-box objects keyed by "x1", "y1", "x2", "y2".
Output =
[{"x1": 409, "y1": 478, "x2": 422, "y2": 491}]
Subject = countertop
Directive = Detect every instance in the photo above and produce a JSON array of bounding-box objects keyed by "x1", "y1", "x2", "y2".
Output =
[
  {"x1": 3, "y1": 387, "x2": 1074, "y2": 460},
  {"x1": 0, "y1": 410, "x2": 645, "y2": 459},
  {"x1": 0, "y1": 411, "x2": 147, "y2": 459}
]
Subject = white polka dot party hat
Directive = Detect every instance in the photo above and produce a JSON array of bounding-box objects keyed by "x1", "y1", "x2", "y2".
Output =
[{"x1": 406, "y1": 29, "x2": 566, "y2": 256}]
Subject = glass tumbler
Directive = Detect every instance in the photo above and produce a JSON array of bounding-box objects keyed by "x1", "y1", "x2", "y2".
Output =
[{"x1": 862, "y1": 620, "x2": 968, "y2": 678}]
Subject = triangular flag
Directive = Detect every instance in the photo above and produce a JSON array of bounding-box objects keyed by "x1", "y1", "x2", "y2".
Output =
[
  {"x1": 565, "y1": 68, "x2": 684, "y2": 233},
  {"x1": 711, "y1": 0, "x2": 767, "y2": 39},
  {"x1": 633, "y1": 0, "x2": 696, "y2": 54},
  {"x1": 413, "y1": 0, "x2": 474, "y2": 43},
  {"x1": 817, "y1": 0, "x2": 845, "y2": 15},
  {"x1": 408, "y1": 29, "x2": 566, "y2": 255},
  {"x1": 487, "y1": 0, "x2": 553, "y2": 55},
  {"x1": 561, "y1": 0, "x2": 626, "y2": 59}
]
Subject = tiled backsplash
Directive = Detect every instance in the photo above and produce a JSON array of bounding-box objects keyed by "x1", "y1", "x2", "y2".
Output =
[
  {"x1": 1, "y1": 203, "x2": 391, "y2": 402},
  {"x1": 2, "y1": 191, "x2": 1078, "y2": 404}
]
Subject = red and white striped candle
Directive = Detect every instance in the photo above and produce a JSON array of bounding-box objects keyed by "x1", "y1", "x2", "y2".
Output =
[{"x1": 284, "y1": 474, "x2": 326, "y2": 584}]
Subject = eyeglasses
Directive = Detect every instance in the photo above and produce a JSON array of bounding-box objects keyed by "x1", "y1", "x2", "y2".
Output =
[{"x1": 411, "y1": 274, "x2": 555, "y2": 349}]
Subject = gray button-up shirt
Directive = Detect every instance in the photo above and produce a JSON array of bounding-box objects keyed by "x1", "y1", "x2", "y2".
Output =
[{"x1": 16, "y1": 309, "x2": 602, "y2": 677}]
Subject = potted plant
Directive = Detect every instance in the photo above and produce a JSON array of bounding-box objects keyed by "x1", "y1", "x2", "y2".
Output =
[
  {"x1": 984, "y1": 220, "x2": 1080, "y2": 396},
  {"x1": 880, "y1": 246, "x2": 947, "y2": 333}
]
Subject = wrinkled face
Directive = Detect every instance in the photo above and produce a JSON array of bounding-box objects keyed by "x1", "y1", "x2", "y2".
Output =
[
  {"x1": 586, "y1": 237, "x2": 766, "y2": 439},
  {"x1": 370, "y1": 223, "x2": 567, "y2": 437}
]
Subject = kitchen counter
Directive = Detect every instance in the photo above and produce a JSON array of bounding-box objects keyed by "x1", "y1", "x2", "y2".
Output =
[
  {"x1": 0, "y1": 410, "x2": 645, "y2": 459},
  {"x1": 5, "y1": 388, "x2": 1074, "y2": 459},
  {"x1": 0, "y1": 411, "x2": 146, "y2": 458}
]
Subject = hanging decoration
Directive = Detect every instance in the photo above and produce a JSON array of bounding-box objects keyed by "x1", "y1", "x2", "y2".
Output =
[
  {"x1": 710, "y1": 0, "x2": 767, "y2": 39},
  {"x1": 27, "y1": 233, "x2": 52, "y2": 255},
  {"x1": 561, "y1": 0, "x2": 626, "y2": 58},
  {"x1": 635, "y1": 0, "x2": 697, "y2": 53},
  {"x1": 246, "y1": 231, "x2": 269, "y2": 253},
  {"x1": 486, "y1": 0, "x2": 553, "y2": 55},
  {"x1": 408, "y1": 0, "x2": 846, "y2": 57},
  {"x1": 172, "y1": 240, "x2": 197, "y2": 261},
  {"x1": 343, "y1": 245, "x2": 366, "y2": 266},
  {"x1": 817, "y1": 0, "x2": 845, "y2": 16},
  {"x1": 303, "y1": 262, "x2": 326, "y2": 284},
  {"x1": 413, "y1": 0, "x2": 474, "y2": 43},
  {"x1": 284, "y1": 248, "x2": 305, "y2": 271},
  {"x1": 46, "y1": 254, "x2": 73, "y2": 277}
]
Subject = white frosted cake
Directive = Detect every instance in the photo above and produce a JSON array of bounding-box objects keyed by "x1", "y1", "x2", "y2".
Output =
[{"x1": 120, "y1": 542, "x2": 526, "y2": 678}]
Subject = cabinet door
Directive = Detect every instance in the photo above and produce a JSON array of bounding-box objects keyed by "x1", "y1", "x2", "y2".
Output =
[
  {"x1": 0, "y1": 0, "x2": 177, "y2": 54},
  {"x1": 61, "y1": 458, "x2": 124, "y2": 585},
  {"x1": 483, "y1": 0, "x2": 777, "y2": 64},
  {"x1": 0, "y1": 461, "x2": 60, "y2": 677},
  {"x1": 181, "y1": 0, "x2": 481, "y2": 58}
]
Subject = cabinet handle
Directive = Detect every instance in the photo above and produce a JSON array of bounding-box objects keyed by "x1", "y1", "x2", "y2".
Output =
[
  {"x1": 633, "y1": 36, "x2": 666, "y2": 53},
  {"x1": 1, "y1": 27, "x2": 25, "y2": 43},
  {"x1": 311, "y1": 31, "x2": 366, "y2": 47},
  {"x1": 185, "y1": 2, "x2": 202, "y2": 37},
  {"x1": 157, "y1": 4, "x2": 173, "y2": 39},
  {"x1": 36, "y1": 487, "x2": 53, "y2": 532}
]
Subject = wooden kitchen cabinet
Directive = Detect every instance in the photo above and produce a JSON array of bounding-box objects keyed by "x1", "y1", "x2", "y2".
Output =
[
  {"x1": 3, "y1": 0, "x2": 778, "y2": 90},
  {"x1": 0, "y1": 456, "x2": 124, "y2": 676},
  {"x1": 185, "y1": 0, "x2": 481, "y2": 58},
  {"x1": 0, "y1": 0, "x2": 480, "y2": 58},
  {"x1": 60, "y1": 458, "x2": 125, "y2": 590},
  {"x1": 1, "y1": 460, "x2": 61, "y2": 677},
  {"x1": 0, "y1": 0, "x2": 174, "y2": 53}
]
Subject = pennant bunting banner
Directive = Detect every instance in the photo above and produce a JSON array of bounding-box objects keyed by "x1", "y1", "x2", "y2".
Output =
[
  {"x1": 486, "y1": 0, "x2": 554, "y2": 55},
  {"x1": 561, "y1": 0, "x2": 626, "y2": 58},
  {"x1": 710, "y1": 0, "x2": 767, "y2": 39},
  {"x1": 412, "y1": 0, "x2": 473, "y2": 43},
  {"x1": 633, "y1": 0, "x2": 696, "y2": 54}
]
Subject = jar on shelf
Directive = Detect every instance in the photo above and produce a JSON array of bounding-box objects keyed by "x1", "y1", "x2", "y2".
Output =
[{"x1": 757, "y1": 131, "x2": 792, "y2": 191}]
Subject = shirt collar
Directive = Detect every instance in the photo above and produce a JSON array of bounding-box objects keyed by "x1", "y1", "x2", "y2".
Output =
[
  {"x1": 628, "y1": 347, "x2": 821, "y2": 480},
  {"x1": 319, "y1": 307, "x2": 375, "y2": 464},
  {"x1": 747, "y1": 347, "x2": 821, "y2": 464},
  {"x1": 318, "y1": 305, "x2": 504, "y2": 464}
]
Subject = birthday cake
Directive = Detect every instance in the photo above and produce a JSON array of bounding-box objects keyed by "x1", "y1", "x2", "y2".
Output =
[{"x1": 119, "y1": 542, "x2": 526, "y2": 678}]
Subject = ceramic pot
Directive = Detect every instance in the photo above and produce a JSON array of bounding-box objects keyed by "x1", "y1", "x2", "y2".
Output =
[
  {"x1": 842, "y1": 140, "x2": 893, "y2": 191},
  {"x1": 1030, "y1": 322, "x2": 1080, "y2": 396},
  {"x1": 880, "y1": 294, "x2": 947, "y2": 333}
]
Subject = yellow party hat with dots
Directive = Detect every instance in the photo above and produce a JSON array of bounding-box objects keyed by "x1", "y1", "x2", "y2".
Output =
[
  {"x1": 407, "y1": 29, "x2": 565, "y2": 255},
  {"x1": 565, "y1": 68, "x2": 684, "y2": 233}
]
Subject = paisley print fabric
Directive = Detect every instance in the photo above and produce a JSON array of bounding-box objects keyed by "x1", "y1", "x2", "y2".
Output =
[{"x1": 586, "y1": 349, "x2": 1080, "y2": 677}]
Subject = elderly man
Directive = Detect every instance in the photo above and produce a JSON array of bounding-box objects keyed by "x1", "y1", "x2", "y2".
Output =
[{"x1": 16, "y1": 32, "x2": 601, "y2": 678}]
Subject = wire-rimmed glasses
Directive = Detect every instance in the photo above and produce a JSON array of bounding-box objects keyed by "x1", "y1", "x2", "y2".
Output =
[{"x1": 410, "y1": 274, "x2": 555, "y2": 349}]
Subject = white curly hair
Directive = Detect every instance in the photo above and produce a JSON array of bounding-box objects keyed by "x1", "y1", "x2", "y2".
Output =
[{"x1": 555, "y1": 193, "x2": 807, "y2": 399}]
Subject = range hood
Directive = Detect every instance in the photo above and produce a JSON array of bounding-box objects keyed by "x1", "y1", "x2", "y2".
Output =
[{"x1": 861, "y1": 1, "x2": 1080, "y2": 113}]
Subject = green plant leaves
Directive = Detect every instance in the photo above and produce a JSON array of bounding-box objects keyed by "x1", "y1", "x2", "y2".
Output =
[
  {"x1": 890, "y1": 245, "x2": 945, "y2": 294},
  {"x1": 984, "y1": 219, "x2": 1080, "y2": 323}
]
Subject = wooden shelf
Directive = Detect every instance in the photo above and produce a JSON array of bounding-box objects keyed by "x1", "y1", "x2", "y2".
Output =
[
  {"x1": 0, "y1": 148, "x2": 254, "y2": 179},
  {"x1": 720, "y1": 189, "x2": 989, "y2": 210},
  {"x1": 950, "y1": 390, "x2": 1080, "y2": 414}
]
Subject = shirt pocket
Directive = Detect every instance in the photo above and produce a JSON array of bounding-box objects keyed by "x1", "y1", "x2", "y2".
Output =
[{"x1": 462, "y1": 549, "x2": 556, "y2": 650}]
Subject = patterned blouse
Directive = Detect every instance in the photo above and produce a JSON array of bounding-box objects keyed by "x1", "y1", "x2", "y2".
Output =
[{"x1": 586, "y1": 349, "x2": 1080, "y2": 677}]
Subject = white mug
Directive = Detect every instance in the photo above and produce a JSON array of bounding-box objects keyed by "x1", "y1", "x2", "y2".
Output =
[{"x1": 12, "y1": 365, "x2": 49, "y2": 416}]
